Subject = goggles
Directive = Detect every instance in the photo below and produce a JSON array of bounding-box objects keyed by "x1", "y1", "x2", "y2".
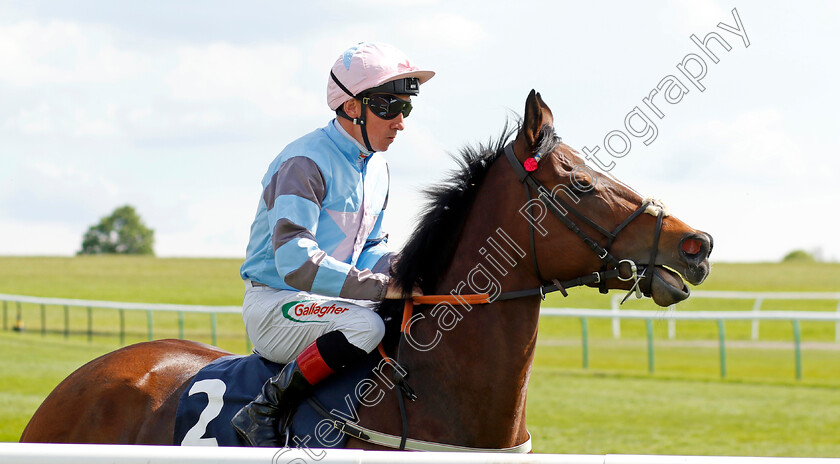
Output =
[{"x1": 362, "y1": 94, "x2": 413, "y2": 120}]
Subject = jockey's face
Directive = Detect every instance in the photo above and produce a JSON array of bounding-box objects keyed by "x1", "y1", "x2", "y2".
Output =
[
  {"x1": 364, "y1": 94, "x2": 408, "y2": 152},
  {"x1": 341, "y1": 95, "x2": 409, "y2": 152}
]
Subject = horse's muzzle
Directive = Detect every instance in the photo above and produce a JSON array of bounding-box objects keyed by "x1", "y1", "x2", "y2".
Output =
[{"x1": 678, "y1": 232, "x2": 713, "y2": 285}]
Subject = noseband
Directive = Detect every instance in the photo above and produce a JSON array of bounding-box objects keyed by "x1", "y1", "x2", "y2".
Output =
[{"x1": 497, "y1": 142, "x2": 665, "y2": 302}]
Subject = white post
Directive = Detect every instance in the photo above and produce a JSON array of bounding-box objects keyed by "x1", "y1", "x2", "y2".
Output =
[
  {"x1": 835, "y1": 300, "x2": 840, "y2": 343},
  {"x1": 668, "y1": 304, "x2": 676, "y2": 340},
  {"x1": 751, "y1": 298, "x2": 763, "y2": 341},
  {"x1": 611, "y1": 294, "x2": 621, "y2": 339}
]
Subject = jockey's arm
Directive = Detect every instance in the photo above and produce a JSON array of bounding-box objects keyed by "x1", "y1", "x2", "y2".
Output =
[{"x1": 268, "y1": 157, "x2": 390, "y2": 301}]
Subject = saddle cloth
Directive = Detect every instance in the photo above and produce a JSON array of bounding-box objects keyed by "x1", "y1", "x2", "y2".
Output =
[{"x1": 173, "y1": 352, "x2": 380, "y2": 447}]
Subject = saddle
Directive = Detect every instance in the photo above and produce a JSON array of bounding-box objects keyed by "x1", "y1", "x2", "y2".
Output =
[
  {"x1": 174, "y1": 351, "x2": 383, "y2": 447},
  {"x1": 174, "y1": 302, "x2": 404, "y2": 447}
]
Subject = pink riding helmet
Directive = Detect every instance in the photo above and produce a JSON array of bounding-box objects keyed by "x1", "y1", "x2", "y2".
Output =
[{"x1": 327, "y1": 42, "x2": 435, "y2": 110}]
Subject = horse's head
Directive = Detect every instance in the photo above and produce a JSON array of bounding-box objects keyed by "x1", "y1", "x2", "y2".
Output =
[{"x1": 509, "y1": 90, "x2": 712, "y2": 306}]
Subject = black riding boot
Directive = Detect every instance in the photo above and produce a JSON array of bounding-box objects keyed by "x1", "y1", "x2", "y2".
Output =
[{"x1": 230, "y1": 360, "x2": 312, "y2": 447}]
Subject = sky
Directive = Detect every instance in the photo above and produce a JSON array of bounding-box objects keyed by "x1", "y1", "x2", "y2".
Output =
[{"x1": 1, "y1": 0, "x2": 838, "y2": 263}]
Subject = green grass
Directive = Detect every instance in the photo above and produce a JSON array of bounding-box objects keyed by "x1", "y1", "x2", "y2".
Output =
[
  {"x1": 0, "y1": 255, "x2": 244, "y2": 305},
  {"x1": 0, "y1": 331, "x2": 116, "y2": 442},
  {"x1": 527, "y1": 370, "x2": 840, "y2": 456},
  {"x1": 1, "y1": 257, "x2": 840, "y2": 455}
]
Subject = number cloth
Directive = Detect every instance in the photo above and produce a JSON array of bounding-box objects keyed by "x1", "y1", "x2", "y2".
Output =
[{"x1": 174, "y1": 353, "x2": 379, "y2": 447}]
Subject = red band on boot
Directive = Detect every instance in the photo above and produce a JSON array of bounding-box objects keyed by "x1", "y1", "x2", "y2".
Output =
[{"x1": 296, "y1": 342, "x2": 334, "y2": 384}]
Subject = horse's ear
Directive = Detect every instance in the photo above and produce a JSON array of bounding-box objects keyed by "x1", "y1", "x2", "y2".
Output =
[{"x1": 521, "y1": 89, "x2": 554, "y2": 150}]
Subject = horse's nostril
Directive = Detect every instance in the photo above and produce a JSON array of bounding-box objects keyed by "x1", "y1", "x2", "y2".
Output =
[{"x1": 681, "y1": 238, "x2": 703, "y2": 256}]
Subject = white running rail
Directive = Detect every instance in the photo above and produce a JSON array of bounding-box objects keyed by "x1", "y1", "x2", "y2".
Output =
[
  {"x1": 1, "y1": 443, "x2": 839, "y2": 464},
  {"x1": 610, "y1": 290, "x2": 840, "y2": 341}
]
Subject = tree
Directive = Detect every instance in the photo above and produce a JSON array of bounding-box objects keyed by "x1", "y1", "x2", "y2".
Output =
[
  {"x1": 781, "y1": 249, "x2": 815, "y2": 263},
  {"x1": 78, "y1": 205, "x2": 155, "y2": 255}
]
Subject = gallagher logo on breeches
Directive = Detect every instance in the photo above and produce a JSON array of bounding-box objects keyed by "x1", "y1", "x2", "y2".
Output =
[{"x1": 281, "y1": 300, "x2": 350, "y2": 323}]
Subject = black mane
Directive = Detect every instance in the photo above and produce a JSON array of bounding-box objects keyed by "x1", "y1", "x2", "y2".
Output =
[
  {"x1": 390, "y1": 122, "x2": 520, "y2": 295},
  {"x1": 376, "y1": 119, "x2": 559, "y2": 324},
  {"x1": 388, "y1": 120, "x2": 561, "y2": 296}
]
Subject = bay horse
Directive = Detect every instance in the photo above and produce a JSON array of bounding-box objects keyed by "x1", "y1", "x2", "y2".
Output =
[{"x1": 20, "y1": 91, "x2": 712, "y2": 450}]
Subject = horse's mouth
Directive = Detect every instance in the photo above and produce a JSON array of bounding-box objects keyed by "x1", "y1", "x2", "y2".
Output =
[{"x1": 646, "y1": 265, "x2": 690, "y2": 307}]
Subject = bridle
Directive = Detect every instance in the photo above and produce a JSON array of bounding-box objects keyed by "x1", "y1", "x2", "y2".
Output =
[
  {"x1": 497, "y1": 140, "x2": 666, "y2": 302},
  {"x1": 306, "y1": 136, "x2": 670, "y2": 453}
]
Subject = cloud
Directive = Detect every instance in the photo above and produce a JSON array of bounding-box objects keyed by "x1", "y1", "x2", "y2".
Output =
[
  {"x1": 0, "y1": 20, "x2": 150, "y2": 86},
  {"x1": 402, "y1": 13, "x2": 489, "y2": 51},
  {"x1": 0, "y1": 219, "x2": 82, "y2": 256},
  {"x1": 0, "y1": 20, "x2": 150, "y2": 138},
  {"x1": 0, "y1": 160, "x2": 120, "y2": 224},
  {"x1": 0, "y1": 19, "x2": 323, "y2": 143},
  {"x1": 660, "y1": 0, "x2": 730, "y2": 36},
  {"x1": 6, "y1": 100, "x2": 122, "y2": 137},
  {"x1": 673, "y1": 108, "x2": 824, "y2": 185},
  {"x1": 622, "y1": 106, "x2": 840, "y2": 262},
  {"x1": 164, "y1": 42, "x2": 321, "y2": 119},
  {"x1": 1, "y1": 3, "x2": 837, "y2": 263},
  {"x1": 353, "y1": 0, "x2": 440, "y2": 5},
  {"x1": 151, "y1": 191, "x2": 256, "y2": 257}
]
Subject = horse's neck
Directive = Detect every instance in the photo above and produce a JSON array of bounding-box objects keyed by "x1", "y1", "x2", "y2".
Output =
[
  {"x1": 399, "y1": 297, "x2": 540, "y2": 448},
  {"x1": 398, "y1": 165, "x2": 542, "y2": 448}
]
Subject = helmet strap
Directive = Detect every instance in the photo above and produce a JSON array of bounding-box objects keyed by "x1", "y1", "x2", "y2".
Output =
[
  {"x1": 358, "y1": 103, "x2": 375, "y2": 153},
  {"x1": 330, "y1": 71, "x2": 375, "y2": 152},
  {"x1": 336, "y1": 100, "x2": 375, "y2": 153}
]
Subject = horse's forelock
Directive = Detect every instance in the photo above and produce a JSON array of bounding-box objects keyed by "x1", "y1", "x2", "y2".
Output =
[{"x1": 536, "y1": 125, "x2": 561, "y2": 156}]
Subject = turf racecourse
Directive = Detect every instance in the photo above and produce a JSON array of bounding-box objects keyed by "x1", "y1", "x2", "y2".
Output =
[{"x1": 1, "y1": 257, "x2": 839, "y2": 456}]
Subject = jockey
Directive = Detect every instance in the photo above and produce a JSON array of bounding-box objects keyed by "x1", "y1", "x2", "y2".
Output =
[{"x1": 232, "y1": 42, "x2": 433, "y2": 447}]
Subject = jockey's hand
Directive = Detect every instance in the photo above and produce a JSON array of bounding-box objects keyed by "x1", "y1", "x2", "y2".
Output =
[{"x1": 384, "y1": 280, "x2": 423, "y2": 300}]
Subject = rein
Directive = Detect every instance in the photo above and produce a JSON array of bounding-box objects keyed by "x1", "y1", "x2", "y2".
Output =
[{"x1": 315, "y1": 141, "x2": 666, "y2": 453}]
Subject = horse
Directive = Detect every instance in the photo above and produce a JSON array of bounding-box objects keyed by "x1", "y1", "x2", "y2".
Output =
[{"x1": 20, "y1": 90, "x2": 712, "y2": 451}]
